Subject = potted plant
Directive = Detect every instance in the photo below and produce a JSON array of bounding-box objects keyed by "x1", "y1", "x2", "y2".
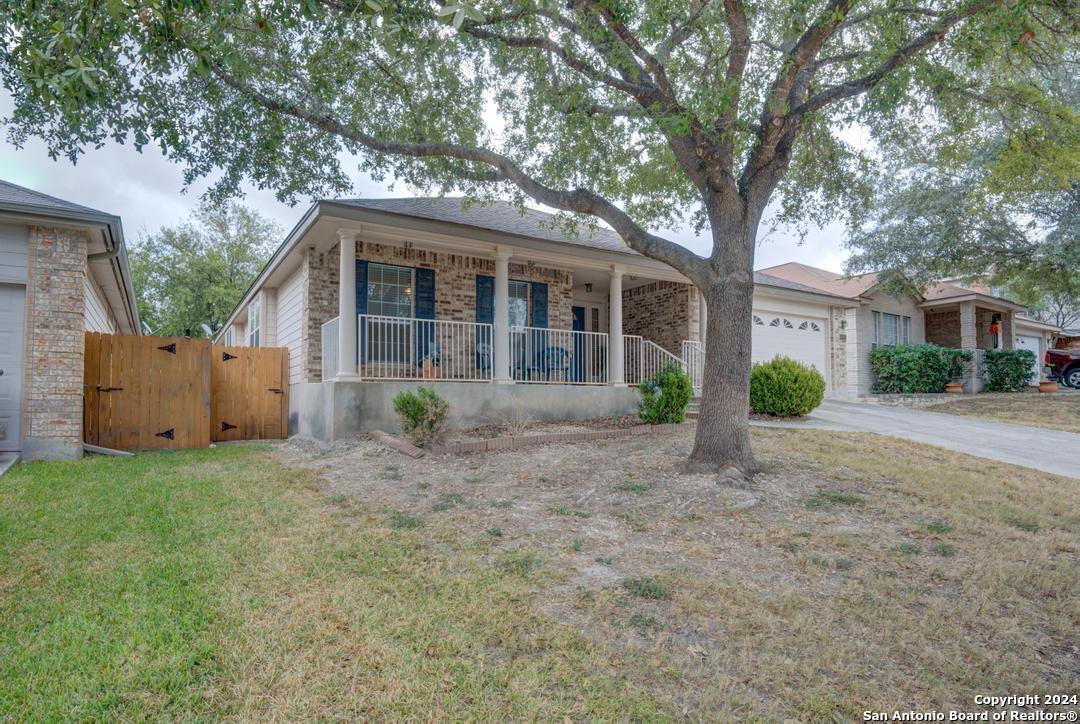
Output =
[
  {"x1": 944, "y1": 349, "x2": 972, "y2": 394},
  {"x1": 1038, "y1": 378, "x2": 1058, "y2": 393}
]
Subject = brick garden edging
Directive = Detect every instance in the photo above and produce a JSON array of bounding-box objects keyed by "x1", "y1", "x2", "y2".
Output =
[{"x1": 428, "y1": 422, "x2": 688, "y2": 456}]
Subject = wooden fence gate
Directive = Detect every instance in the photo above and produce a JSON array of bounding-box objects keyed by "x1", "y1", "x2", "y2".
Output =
[{"x1": 84, "y1": 333, "x2": 288, "y2": 451}]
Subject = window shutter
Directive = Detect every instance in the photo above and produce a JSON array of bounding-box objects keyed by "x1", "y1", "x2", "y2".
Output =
[
  {"x1": 476, "y1": 275, "x2": 494, "y2": 324},
  {"x1": 530, "y1": 282, "x2": 548, "y2": 328},
  {"x1": 355, "y1": 260, "x2": 368, "y2": 314},
  {"x1": 415, "y1": 267, "x2": 435, "y2": 320}
]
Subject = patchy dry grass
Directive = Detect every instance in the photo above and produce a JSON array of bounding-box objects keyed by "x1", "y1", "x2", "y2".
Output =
[
  {"x1": 930, "y1": 392, "x2": 1080, "y2": 433},
  {"x1": 0, "y1": 447, "x2": 663, "y2": 720},
  {"x1": 279, "y1": 426, "x2": 1080, "y2": 720},
  {"x1": 5, "y1": 428, "x2": 1078, "y2": 720}
]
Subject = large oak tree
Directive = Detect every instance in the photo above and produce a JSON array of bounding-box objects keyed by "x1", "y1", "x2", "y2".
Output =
[{"x1": 1, "y1": 0, "x2": 1073, "y2": 474}]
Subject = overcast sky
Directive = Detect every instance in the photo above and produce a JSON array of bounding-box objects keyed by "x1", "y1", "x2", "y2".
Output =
[{"x1": 1, "y1": 90, "x2": 850, "y2": 273}]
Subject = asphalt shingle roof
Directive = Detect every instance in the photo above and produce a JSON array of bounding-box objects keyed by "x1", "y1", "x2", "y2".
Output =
[
  {"x1": 331, "y1": 197, "x2": 635, "y2": 255},
  {"x1": 0, "y1": 179, "x2": 115, "y2": 219}
]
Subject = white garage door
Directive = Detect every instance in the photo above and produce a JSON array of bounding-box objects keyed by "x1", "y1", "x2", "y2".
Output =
[
  {"x1": 1014, "y1": 334, "x2": 1042, "y2": 384},
  {"x1": 752, "y1": 311, "x2": 828, "y2": 377},
  {"x1": 0, "y1": 284, "x2": 25, "y2": 453}
]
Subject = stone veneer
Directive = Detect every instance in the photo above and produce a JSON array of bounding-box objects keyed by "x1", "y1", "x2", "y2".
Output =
[
  {"x1": 621, "y1": 280, "x2": 695, "y2": 355},
  {"x1": 22, "y1": 226, "x2": 88, "y2": 459},
  {"x1": 303, "y1": 240, "x2": 574, "y2": 382},
  {"x1": 830, "y1": 307, "x2": 847, "y2": 392}
]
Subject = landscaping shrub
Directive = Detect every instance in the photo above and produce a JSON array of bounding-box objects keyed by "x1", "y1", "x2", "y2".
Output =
[
  {"x1": 637, "y1": 362, "x2": 693, "y2": 424},
  {"x1": 868, "y1": 344, "x2": 972, "y2": 393},
  {"x1": 392, "y1": 386, "x2": 449, "y2": 446},
  {"x1": 983, "y1": 349, "x2": 1036, "y2": 392},
  {"x1": 749, "y1": 356, "x2": 825, "y2": 417}
]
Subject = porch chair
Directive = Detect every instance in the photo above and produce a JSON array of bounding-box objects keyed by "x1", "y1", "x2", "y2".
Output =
[{"x1": 526, "y1": 346, "x2": 571, "y2": 381}]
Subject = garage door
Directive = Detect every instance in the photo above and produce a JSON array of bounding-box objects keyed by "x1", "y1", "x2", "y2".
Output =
[
  {"x1": 752, "y1": 311, "x2": 828, "y2": 377},
  {"x1": 1014, "y1": 334, "x2": 1041, "y2": 385},
  {"x1": 0, "y1": 284, "x2": 25, "y2": 453}
]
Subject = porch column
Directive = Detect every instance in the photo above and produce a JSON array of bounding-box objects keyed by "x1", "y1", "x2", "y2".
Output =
[
  {"x1": 959, "y1": 300, "x2": 979, "y2": 393},
  {"x1": 697, "y1": 289, "x2": 707, "y2": 345},
  {"x1": 337, "y1": 230, "x2": 358, "y2": 379},
  {"x1": 609, "y1": 266, "x2": 624, "y2": 385},
  {"x1": 493, "y1": 246, "x2": 513, "y2": 384}
]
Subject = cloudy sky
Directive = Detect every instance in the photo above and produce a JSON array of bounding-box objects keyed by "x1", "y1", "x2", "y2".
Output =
[{"x1": 1, "y1": 90, "x2": 850, "y2": 273}]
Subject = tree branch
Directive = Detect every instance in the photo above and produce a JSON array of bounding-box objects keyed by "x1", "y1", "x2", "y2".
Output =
[
  {"x1": 792, "y1": 0, "x2": 1000, "y2": 118},
  {"x1": 197, "y1": 49, "x2": 706, "y2": 276}
]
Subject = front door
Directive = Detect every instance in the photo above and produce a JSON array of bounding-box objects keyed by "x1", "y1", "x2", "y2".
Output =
[{"x1": 0, "y1": 284, "x2": 25, "y2": 452}]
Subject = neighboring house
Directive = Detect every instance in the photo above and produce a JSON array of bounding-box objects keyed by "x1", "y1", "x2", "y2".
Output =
[
  {"x1": 215, "y1": 198, "x2": 1058, "y2": 440},
  {"x1": 760, "y1": 263, "x2": 1060, "y2": 392},
  {"x1": 0, "y1": 180, "x2": 140, "y2": 461}
]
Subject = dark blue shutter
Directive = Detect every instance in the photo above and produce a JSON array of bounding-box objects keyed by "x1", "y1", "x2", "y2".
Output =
[
  {"x1": 415, "y1": 267, "x2": 436, "y2": 366},
  {"x1": 475, "y1": 275, "x2": 494, "y2": 371},
  {"x1": 529, "y1": 282, "x2": 549, "y2": 376},
  {"x1": 356, "y1": 260, "x2": 368, "y2": 365},
  {"x1": 530, "y1": 282, "x2": 548, "y2": 328}
]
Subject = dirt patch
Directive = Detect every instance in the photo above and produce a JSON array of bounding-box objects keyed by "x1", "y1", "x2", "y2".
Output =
[
  {"x1": 444, "y1": 414, "x2": 643, "y2": 442},
  {"x1": 270, "y1": 426, "x2": 1080, "y2": 719}
]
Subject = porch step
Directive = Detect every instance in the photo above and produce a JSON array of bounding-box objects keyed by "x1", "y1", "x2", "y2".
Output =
[
  {"x1": 0, "y1": 453, "x2": 19, "y2": 477},
  {"x1": 685, "y1": 396, "x2": 701, "y2": 419}
]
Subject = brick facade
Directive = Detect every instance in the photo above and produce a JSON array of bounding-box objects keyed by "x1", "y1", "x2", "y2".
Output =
[
  {"x1": 621, "y1": 280, "x2": 694, "y2": 355},
  {"x1": 925, "y1": 309, "x2": 960, "y2": 347},
  {"x1": 22, "y1": 226, "x2": 88, "y2": 460},
  {"x1": 303, "y1": 240, "x2": 574, "y2": 381}
]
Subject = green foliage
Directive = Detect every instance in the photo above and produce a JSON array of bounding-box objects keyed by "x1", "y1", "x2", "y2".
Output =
[
  {"x1": 749, "y1": 356, "x2": 825, "y2": 417},
  {"x1": 622, "y1": 577, "x2": 670, "y2": 600},
  {"x1": 868, "y1": 345, "x2": 973, "y2": 394},
  {"x1": 983, "y1": 349, "x2": 1036, "y2": 392},
  {"x1": 392, "y1": 387, "x2": 449, "y2": 446},
  {"x1": 128, "y1": 201, "x2": 278, "y2": 337},
  {"x1": 637, "y1": 362, "x2": 692, "y2": 424}
]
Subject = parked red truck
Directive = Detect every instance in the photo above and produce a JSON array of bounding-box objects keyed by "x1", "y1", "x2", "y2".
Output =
[{"x1": 1045, "y1": 348, "x2": 1080, "y2": 388}]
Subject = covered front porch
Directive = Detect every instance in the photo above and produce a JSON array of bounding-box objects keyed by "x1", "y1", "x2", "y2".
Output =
[
  {"x1": 318, "y1": 230, "x2": 702, "y2": 389},
  {"x1": 923, "y1": 297, "x2": 1023, "y2": 393}
]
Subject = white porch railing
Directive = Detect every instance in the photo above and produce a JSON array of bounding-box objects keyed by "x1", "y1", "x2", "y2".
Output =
[
  {"x1": 510, "y1": 326, "x2": 608, "y2": 384},
  {"x1": 322, "y1": 316, "x2": 339, "y2": 381},
  {"x1": 682, "y1": 340, "x2": 704, "y2": 393},
  {"x1": 623, "y1": 335, "x2": 685, "y2": 385},
  {"x1": 358, "y1": 314, "x2": 493, "y2": 382}
]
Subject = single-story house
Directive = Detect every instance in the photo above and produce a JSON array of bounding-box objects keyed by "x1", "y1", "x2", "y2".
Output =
[
  {"x1": 0, "y1": 180, "x2": 140, "y2": 461},
  {"x1": 215, "y1": 197, "x2": 1057, "y2": 440}
]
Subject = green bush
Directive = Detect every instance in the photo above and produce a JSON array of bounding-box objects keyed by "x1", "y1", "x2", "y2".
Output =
[
  {"x1": 983, "y1": 349, "x2": 1036, "y2": 392},
  {"x1": 868, "y1": 344, "x2": 973, "y2": 394},
  {"x1": 392, "y1": 386, "x2": 449, "y2": 446},
  {"x1": 637, "y1": 362, "x2": 693, "y2": 424},
  {"x1": 749, "y1": 356, "x2": 825, "y2": 417}
]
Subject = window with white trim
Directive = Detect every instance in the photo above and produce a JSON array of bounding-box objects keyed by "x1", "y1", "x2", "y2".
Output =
[
  {"x1": 223, "y1": 328, "x2": 234, "y2": 346},
  {"x1": 508, "y1": 280, "x2": 529, "y2": 327},
  {"x1": 872, "y1": 311, "x2": 911, "y2": 348},
  {"x1": 367, "y1": 263, "x2": 414, "y2": 318},
  {"x1": 248, "y1": 297, "x2": 261, "y2": 347}
]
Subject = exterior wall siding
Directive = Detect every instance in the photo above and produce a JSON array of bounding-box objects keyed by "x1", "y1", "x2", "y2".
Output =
[
  {"x1": 22, "y1": 226, "x2": 88, "y2": 460},
  {"x1": 621, "y1": 280, "x2": 694, "y2": 355},
  {"x1": 0, "y1": 222, "x2": 29, "y2": 282},
  {"x1": 302, "y1": 240, "x2": 575, "y2": 382},
  {"x1": 83, "y1": 272, "x2": 118, "y2": 333},
  {"x1": 276, "y1": 267, "x2": 304, "y2": 384}
]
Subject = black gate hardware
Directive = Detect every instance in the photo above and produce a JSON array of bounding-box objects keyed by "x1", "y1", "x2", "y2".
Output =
[
  {"x1": 155, "y1": 429, "x2": 175, "y2": 439},
  {"x1": 96, "y1": 386, "x2": 124, "y2": 392},
  {"x1": 267, "y1": 388, "x2": 284, "y2": 395},
  {"x1": 157, "y1": 343, "x2": 177, "y2": 354},
  {"x1": 221, "y1": 422, "x2": 237, "y2": 432},
  {"x1": 223, "y1": 352, "x2": 237, "y2": 361}
]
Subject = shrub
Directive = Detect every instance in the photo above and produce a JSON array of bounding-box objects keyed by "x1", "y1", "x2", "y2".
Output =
[
  {"x1": 868, "y1": 344, "x2": 973, "y2": 394},
  {"x1": 749, "y1": 356, "x2": 825, "y2": 417},
  {"x1": 983, "y1": 349, "x2": 1036, "y2": 392},
  {"x1": 392, "y1": 386, "x2": 449, "y2": 446},
  {"x1": 637, "y1": 362, "x2": 693, "y2": 424}
]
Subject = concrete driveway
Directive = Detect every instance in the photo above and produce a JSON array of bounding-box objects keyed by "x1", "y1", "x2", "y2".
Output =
[{"x1": 753, "y1": 399, "x2": 1080, "y2": 479}]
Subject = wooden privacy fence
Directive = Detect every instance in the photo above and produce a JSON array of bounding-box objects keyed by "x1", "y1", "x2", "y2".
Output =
[{"x1": 84, "y1": 333, "x2": 288, "y2": 451}]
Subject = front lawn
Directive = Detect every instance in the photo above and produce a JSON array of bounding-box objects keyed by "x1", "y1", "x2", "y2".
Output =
[
  {"x1": 3, "y1": 431, "x2": 1077, "y2": 720},
  {"x1": 930, "y1": 392, "x2": 1080, "y2": 433}
]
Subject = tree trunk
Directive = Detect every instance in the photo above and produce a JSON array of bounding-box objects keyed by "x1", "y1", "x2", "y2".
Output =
[{"x1": 686, "y1": 222, "x2": 758, "y2": 477}]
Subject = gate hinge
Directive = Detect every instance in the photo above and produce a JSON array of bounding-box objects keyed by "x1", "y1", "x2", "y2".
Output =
[
  {"x1": 157, "y1": 343, "x2": 176, "y2": 354},
  {"x1": 267, "y1": 388, "x2": 283, "y2": 394},
  {"x1": 155, "y1": 428, "x2": 174, "y2": 439},
  {"x1": 221, "y1": 422, "x2": 237, "y2": 432},
  {"x1": 223, "y1": 352, "x2": 237, "y2": 361},
  {"x1": 96, "y1": 386, "x2": 123, "y2": 392}
]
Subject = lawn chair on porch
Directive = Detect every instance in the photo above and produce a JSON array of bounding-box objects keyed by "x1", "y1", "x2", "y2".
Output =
[{"x1": 526, "y1": 346, "x2": 571, "y2": 381}]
